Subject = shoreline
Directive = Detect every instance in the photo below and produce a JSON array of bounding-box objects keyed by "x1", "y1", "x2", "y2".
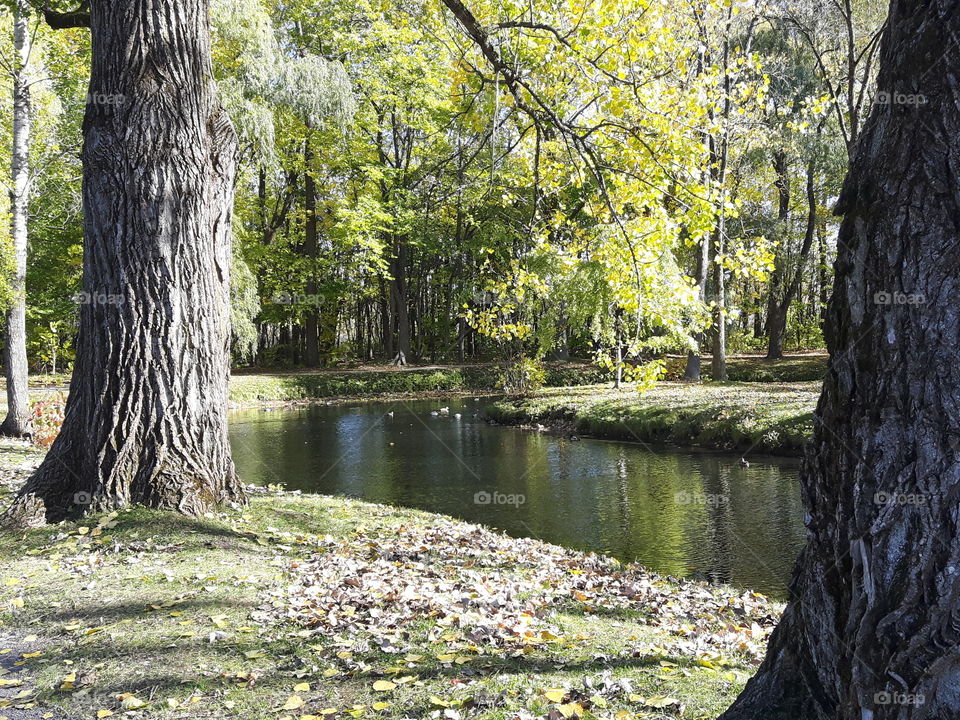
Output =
[
  {"x1": 0, "y1": 443, "x2": 782, "y2": 720},
  {"x1": 484, "y1": 382, "x2": 819, "y2": 458}
]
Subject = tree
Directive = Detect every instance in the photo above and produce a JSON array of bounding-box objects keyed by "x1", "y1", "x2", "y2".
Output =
[
  {"x1": 4, "y1": 0, "x2": 245, "y2": 525},
  {"x1": 720, "y1": 1, "x2": 960, "y2": 717},
  {"x1": 1, "y1": 0, "x2": 32, "y2": 438}
]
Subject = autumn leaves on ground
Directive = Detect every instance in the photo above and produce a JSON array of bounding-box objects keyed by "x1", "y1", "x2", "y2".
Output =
[{"x1": 0, "y1": 433, "x2": 780, "y2": 720}]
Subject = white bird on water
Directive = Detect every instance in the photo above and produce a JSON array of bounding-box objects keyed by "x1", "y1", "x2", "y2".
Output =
[{"x1": 439, "y1": 407, "x2": 450, "y2": 414}]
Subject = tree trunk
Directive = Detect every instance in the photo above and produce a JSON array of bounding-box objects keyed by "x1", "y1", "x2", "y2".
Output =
[
  {"x1": 389, "y1": 243, "x2": 411, "y2": 365},
  {"x1": 710, "y1": 224, "x2": 727, "y2": 382},
  {"x1": 684, "y1": 230, "x2": 710, "y2": 381},
  {"x1": 817, "y1": 224, "x2": 830, "y2": 323},
  {"x1": 5, "y1": 0, "x2": 245, "y2": 525},
  {"x1": 720, "y1": 3, "x2": 960, "y2": 718},
  {"x1": 1, "y1": 0, "x2": 32, "y2": 439},
  {"x1": 767, "y1": 153, "x2": 819, "y2": 359},
  {"x1": 303, "y1": 126, "x2": 319, "y2": 368}
]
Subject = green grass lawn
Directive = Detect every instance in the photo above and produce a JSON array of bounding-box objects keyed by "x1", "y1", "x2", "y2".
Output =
[
  {"x1": 0, "y1": 442, "x2": 779, "y2": 720},
  {"x1": 486, "y1": 382, "x2": 819, "y2": 456}
]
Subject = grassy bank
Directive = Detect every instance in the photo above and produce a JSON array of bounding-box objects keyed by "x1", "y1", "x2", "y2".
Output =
[
  {"x1": 0, "y1": 442, "x2": 779, "y2": 720},
  {"x1": 229, "y1": 364, "x2": 608, "y2": 404},
  {"x1": 486, "y1": 383, "x2": 819, "y2": 456}
]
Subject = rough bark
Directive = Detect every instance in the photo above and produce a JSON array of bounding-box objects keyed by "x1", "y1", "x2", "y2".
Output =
[
  {"x1": 5, "y1": 0, "x2": 245, "y2": 525},
  {"x1": 720, "y1": 2, "x2": 960, "y2": 717},
  {"x1": 1, "y1": 0, "x2": 33, "y2": 439}
]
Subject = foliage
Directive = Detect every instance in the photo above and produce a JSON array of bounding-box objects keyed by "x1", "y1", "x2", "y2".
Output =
[
  {"x1": 5, "y1": 0, "x2": 883, "y2": 375},
  {"x1": 30, "y1": 394, "x2": 66, "y2": 447},
  {"x1": 497, "y1": 356, "x2": 546, "y2": 395}
]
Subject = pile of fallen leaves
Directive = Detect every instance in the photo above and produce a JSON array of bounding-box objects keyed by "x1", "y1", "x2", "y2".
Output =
[{"x1": 272, "y1": 517, "x2": 781, "y2": 662}]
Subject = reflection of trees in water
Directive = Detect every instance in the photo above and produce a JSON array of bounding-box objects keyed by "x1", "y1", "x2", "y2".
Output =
[{"x1": 700, "y1": 459, "x2": 734, "y2": 587}]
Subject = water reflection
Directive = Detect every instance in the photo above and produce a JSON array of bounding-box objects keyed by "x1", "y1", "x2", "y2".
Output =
[{"x1": 229, "y1": 398, "x2": 805, "y2": 597}]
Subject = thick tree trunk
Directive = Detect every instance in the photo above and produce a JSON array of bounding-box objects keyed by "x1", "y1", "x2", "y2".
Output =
[
  {"x1": 720, "y1": 3, "x2": 960, "y2": 718},
  {"x1": 5, "y1": 0, "x2": 245, "y2": 525},
  {"x1": 1, "y1": 0, "x2": 32, "y2": 439}
]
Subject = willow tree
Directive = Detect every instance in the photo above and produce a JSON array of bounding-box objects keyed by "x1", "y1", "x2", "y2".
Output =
[
  {"x1": 5, "y1": 0, "x2": 245, "y2": 524},
  {"x1": 721, "y1": 1, "x2": 960, "y2": 717}
]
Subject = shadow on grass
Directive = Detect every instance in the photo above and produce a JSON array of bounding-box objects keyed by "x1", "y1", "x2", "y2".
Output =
[{"x1": 31, "y1": 626, "x2": 683, "y2": 711}]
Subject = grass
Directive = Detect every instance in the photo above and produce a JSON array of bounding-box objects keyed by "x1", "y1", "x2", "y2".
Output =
[
  {"x1": 485, "y1": 382, "x2": 819, "y2": 456},
  {"x1": 0, "y1": 441, "x2": 778, "y2": 720},
  {"x1": 228, "y1": 364, "x2": 610, "y2": 404},
  {"x1": 662, "y1": 353, "x2": 827, "y2": 383},
  {"x1": 17, "y1": 355, "x2": 826, "y2": 406}
]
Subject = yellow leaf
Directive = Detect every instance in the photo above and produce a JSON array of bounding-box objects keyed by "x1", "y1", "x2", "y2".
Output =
[
  {"x1": 244, "y1": 651, "x2": 266, "y2": 659},
  {"x1": 543, "y1": 689, "x2": 567, "y2": 703},
  {"x1": 121, "y1": 696, "x2": 148, "y2": 710},
  {"x1": 372, "y1": 680, "x2": 395, "y2": 692},
  {"x1": 294, "y1": 683, "x2": 311, "y2": 692},
  {"x1": 96, "y1": 712, "x2": 114, "y2": 719},
  {"x1": 557, "y1": 703, "x2": 583, "y2": 718},
  {"x1": 282, "y1": 697, "x2": 305, "y2": 711},
  {"x1": 372, "y1": 702, "x2": 391, "y2": 710}
]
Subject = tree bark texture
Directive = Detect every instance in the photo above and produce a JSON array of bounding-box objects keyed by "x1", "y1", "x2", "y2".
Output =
[
  {"x1": 720, "y1": 2, "x2": 960, "y2": 717},
  {"x1": 5, "y1": 0, "x2": 245, "y2": 525}
]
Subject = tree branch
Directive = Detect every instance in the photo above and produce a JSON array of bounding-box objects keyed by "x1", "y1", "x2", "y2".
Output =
[{"x1": 41, "y1": 1, "x2": 90, "y2": 29}]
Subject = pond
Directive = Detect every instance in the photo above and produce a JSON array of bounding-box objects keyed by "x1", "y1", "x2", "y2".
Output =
[{"x1": 229, "y1": 397, "x2": 806, "y2": 598}]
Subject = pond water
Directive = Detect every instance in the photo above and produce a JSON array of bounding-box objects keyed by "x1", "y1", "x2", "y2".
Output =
[{"x1": 229, "y1": 397, "x2": 806, "y2": 597}]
